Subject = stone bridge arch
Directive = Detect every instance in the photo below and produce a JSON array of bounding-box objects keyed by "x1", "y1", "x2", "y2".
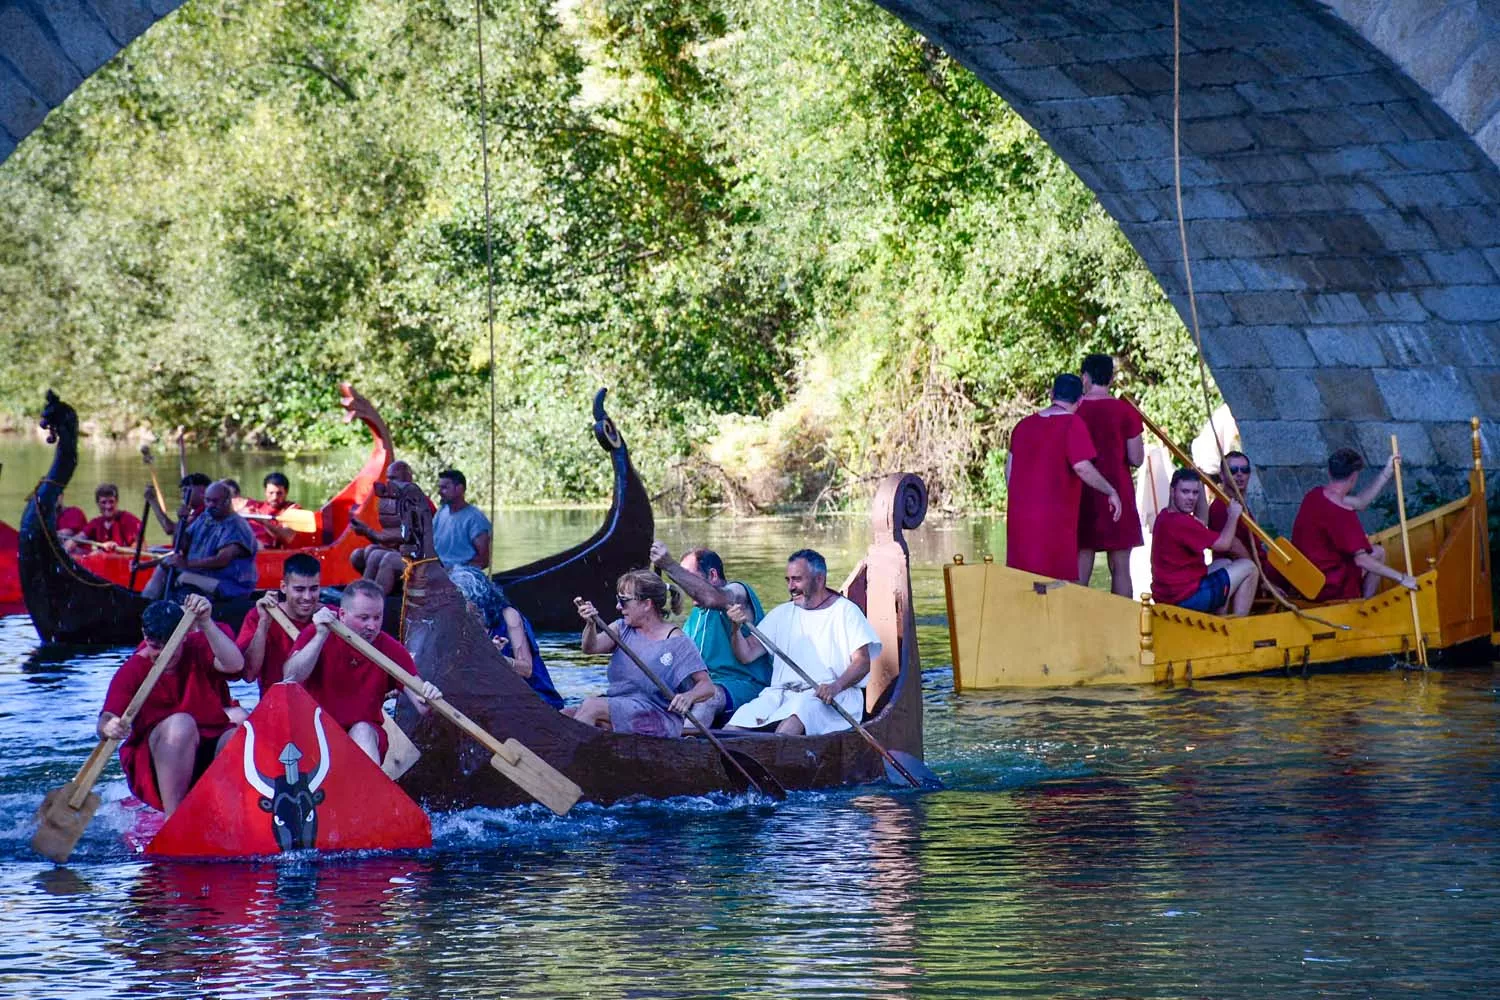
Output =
[{"x1": 6, "y1": 0, "x2": 1500, "y2": 523}]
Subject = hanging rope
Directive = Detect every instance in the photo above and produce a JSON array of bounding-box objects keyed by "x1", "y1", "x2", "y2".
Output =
[{"x1": 473, "y1": 0, "x2": 500, "y2": 540}]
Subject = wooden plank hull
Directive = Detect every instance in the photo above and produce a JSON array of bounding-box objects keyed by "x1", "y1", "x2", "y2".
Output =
[
  {"x1": 946, "y1": 470, "x2": 1494, "y2": 689},
  {"x1": 396, "y1": 474, "x2": 929, "y2": 808}
]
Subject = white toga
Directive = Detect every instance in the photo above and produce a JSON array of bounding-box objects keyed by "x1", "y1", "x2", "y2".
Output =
[{"x1": 726, "y1": 597, "x2": 882, "y2": 736}]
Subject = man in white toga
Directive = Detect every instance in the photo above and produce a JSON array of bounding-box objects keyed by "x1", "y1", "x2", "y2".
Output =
[{"x1": 723, "y1": 548, "x2": 881, "y2": 736}]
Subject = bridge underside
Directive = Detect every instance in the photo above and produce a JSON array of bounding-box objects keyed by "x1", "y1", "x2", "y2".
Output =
[{"x1": 6, "y1": 0, "x2": 1500, "y2": 523}]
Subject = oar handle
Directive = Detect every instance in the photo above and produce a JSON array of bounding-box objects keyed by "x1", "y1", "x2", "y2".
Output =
[
  {"x1": 68, "y1": 608, "x2": 198, "y2": 809},
  {"x1": 740, "y1": 619, "x2": 920, "y2": 788},
  {"x1": 325, "y1": 618, "x2": 519, "y2": 766},
  {"x1": 265, "y1": 602, "x2": 301, "y2": 641}
]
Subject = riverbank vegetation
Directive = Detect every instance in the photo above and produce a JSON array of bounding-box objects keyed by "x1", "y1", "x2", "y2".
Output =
[{"x1": 0, "y1": 0, "x2": 1215, "y2": 512}]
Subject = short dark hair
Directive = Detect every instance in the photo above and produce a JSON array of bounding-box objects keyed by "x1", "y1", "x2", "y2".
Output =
[
  {"x1": 283, "y1": 553, "x2": 321, "y2": 581},
  {"x1": 1222, "y1": 450, "x2": 1250, "y2": 468},
  {"x1": 221, "y1": 478, "x2": 241, "y2": 496},
  {"x1": 438, "y1": 469, "x2": 467, "y2": 489},
  {"x1": 788, "y1": 549, "x2": 827, "y2": 578},
  {"x1": 1081, "y1": 354, "x2": 1114, "y2": 386},
  {"x1": 95, "y1": 483, "x2": 118, "y2": 500},
  {"x1": 141, "y1": 600, "x2": 185, "y2": 642},
  {"x1": 181, "y1": 472, "x2": 212, "y2": 489},
  {"x1": 1170, "y1": 467, "x2": 1202, "y2": 489},
  {"x1": 1328, "y1": 448, "x2": 1365, "y2": 480},
  {"x1": 263, "y1": 472, "x2": 290, "y2": 490},
  {"x1": 686, "y1": 547, "x2": 725, "y2": 581},
  {"x1": 1051, "y1": 373, "x2": 1084, "y2": 404},
  {"x1": 342, "y1": 579, "x2": 386, "y2": 607}
]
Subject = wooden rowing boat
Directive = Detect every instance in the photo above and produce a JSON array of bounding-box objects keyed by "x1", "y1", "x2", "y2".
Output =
[
  {"x1": 491, "y1": 388, "x2": 654, "y2": 632},
  {"x1": 945, "y1": 419, "x2": 1495, "y2": 689},
  {"x1": 393, "y1": 472, "x2": 929, "y2": 808}
]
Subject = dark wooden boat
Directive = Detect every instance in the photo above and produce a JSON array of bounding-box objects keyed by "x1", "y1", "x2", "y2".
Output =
[
  {"x1": 394, "y1": 472, "x2": 928, "y2": 808},
  {"x1": 491, "y1": 388, "x2": 654, "y2": 632}
]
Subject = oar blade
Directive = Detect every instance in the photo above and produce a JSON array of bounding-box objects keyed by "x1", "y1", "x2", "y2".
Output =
[
  {"x1": 489, "y1": 739, "x2": 582, "y2": 816},
  {"x1": 31, "y1": 783, "x2": 101, "y2": 864},
  {"x1": 1267, "y1": 536, "x2": 1326, "y2": 600},
  {"x1": 883, "y1": 750, "x2": 944, "y2": 790},
  {"x1": 278, "y1": 508, "x2": 319, "y2": 534},
  {"x1": 723, "y1": 749, "x2": 787, "y2": 801},
  {"x1": 380, "y1": 712, "x2": 421, "y2": 781}
]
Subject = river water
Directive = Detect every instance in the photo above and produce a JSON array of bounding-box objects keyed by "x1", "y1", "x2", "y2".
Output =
[{"x1": 1, "y1": 441, "x2": 1498, "y2": 998}]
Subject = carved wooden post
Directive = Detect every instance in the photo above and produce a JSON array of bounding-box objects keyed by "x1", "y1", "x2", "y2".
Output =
[{"x1": 1138, "y1": 593, "x2": 1156, "y2": 667}]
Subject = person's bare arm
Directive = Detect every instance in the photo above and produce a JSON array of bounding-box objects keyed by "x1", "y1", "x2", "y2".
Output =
[
  {"x1": 576, "y1": 600, "x2": 618, "y2": 654},
  {"x1": 1211, "y1": 502, "x2": 1243, "y2": 554},
  {"x1": 183, "y1": 594, "x2": 244, "y2": 675},
  {"x1": 1125, "y1": 434, "x2": 1145, "y2": 468},
  {"x1": 816, "y1": 643, "x2": 872, "y2": 703},
  {"x1": 470, "y1": 532, "x2": 492, "y2": 569},
  {"x1": 284, "y1": 608, "x2": 336, "y2": 683},
  {"x1": 1354, "y1": 550, "x2": 1417, "y2": 590},
  {"x1": 499, "y1": 607, "x2": 532, "y2": 679},
  {"x1": 667, "y1": 671, "x2": 717, "y2": 716},
  {"x1": 1348, "y1": 457, "x2": 1396, "y2": 511},
  {"x1": 725, "y1": 604, "x2": 766, "y2": 663},
  {"x1": 1072, "y1": 460, "x2": 1122, "y2": 521},
  {"x1": 652, "y1": 542, "x2": 737, "y2": 610},
  {"x1": 240, "y1": 598, "x2": 276, "y2": 683}
]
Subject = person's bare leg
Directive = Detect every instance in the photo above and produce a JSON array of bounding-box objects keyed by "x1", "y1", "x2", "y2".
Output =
[
  {"x1": 774, "y1": 714, "x2": 806, "y2": 736},
  {"x1": 1224, "y1": 559, "x2": 1259, "y2": 616},
  {"x1": 148, "y1": 713, "x2": 201, "y2": 815},
  {"x1": 1106, "y1": 549, "x2": 1133, "y2": 597},
  {"x1": 1077, "y1": 549, "x2": 1096, "y2": 586},
  {"x1": 568, "y1": 696, "x2": 611, "y2": 729},
  {"x1": 1362, "y1": 543, "x2": 1388, "y2": 598},
  {"x1": 372, "y1": 550, "x2": 402, "y2": 595},
  {"x1": 351, "y1": 548, "x2": 369, "y2": 574},
  {"x1": 349, "y1": 721, "x2": 382, "y2": 763}
]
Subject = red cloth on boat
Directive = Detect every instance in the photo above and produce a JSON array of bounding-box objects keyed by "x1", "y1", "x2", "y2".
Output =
[
  {"x1": 1005, "y1": 411, "x2": 1097, "y2": 580},
  {"x1": 236, "y1": 604, "x2": 334, "y2": 693},
  {"x1": 242, "y1": 498, "x2": 302, "y2": 549},
  {"x1": 1207, "y1": 496, "x2": 1257, "y2": 558},
  {"x1": 82, "y1": 511, "x2": 142, "y2": 547},
  {"x1": 1075, "y1": 395, "x2": 1143, "y2": 551},
  {"x1": 290, "y1": 626, "x2": 413, "y2": 743},
  {"x1": 101, "y1": 625, "x2": 238, "y2": 811},
  {"x1": 1290, "y1": 487, "x2": 1371, "y2": 601},
  {"x1": 56, "y1": 506, "x2": 86, "y2": 534},
  {"x1": 1150, "y1": 510, "x2": 1220, "y2": 605}
]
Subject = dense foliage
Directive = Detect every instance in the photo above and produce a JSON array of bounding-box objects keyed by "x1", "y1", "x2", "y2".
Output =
[{"x1": 0, "y1": 0, "x2": 1216, "y2": 511}]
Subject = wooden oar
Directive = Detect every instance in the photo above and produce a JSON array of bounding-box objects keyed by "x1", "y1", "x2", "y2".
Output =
[
  {"x1": 575, "y1": 599, "x2": 787, "y2": 800},
  {"x1": 325, "y1": 618, "x2": 581, "y2": 815},
  {"x1": 242, "y1": 508, "x2": 320, "y2": 534},
  {"x1": 32, "y1": 608, "x2": 197, "y2": 863},
  {"x1": 739, "y1": 620, "x2": 937, "y2": 789},
  {"x1": 1131, "y1": 403, "x2": 1326, "y2": 599},
  {"x1": 128, "y1": 489, "x2": 152, "y2": 592},
  {"x1": 1390, "y1": 435, "x2": 1428, "y2": 669}
]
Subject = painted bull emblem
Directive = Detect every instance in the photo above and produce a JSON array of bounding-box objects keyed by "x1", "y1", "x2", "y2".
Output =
[{"x1": 243, "y1": 707, "x2": 332, "y2": 851}]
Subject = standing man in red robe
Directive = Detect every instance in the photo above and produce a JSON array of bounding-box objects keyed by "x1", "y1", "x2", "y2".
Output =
[
  {"x1": 1006, "y1": 374, "x2": 1122, "y2": 581},
  {"x1": 1151, "y1": 469, "x2": 1259, "y2": 616},
  {"x1": 1291, "y1": 448, "x2": 1416, "y2": 601},
  {"x1": 1075, "y1": 354, "x2": 1144, "y2": 595}
]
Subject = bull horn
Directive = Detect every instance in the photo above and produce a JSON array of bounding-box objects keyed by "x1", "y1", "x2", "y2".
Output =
[
  {"x1": 308, "y1": 708, "x2": 332, "y2": 793},
  {"x1": 242, "y1": 721, "x2": 274, "y2": 799}
]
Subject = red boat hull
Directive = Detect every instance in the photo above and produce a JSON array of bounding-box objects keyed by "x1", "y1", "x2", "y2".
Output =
[{"x1": 145, "y1": 683, "x2": 431, "y2": 858}]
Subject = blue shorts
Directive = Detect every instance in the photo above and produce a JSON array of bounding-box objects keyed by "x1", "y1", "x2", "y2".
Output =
[{"x1": 1177, "y1": 567, "x2": 1231, "y2": 612}]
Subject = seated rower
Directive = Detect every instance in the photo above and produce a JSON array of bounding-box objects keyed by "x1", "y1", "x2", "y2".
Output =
[
  {"x1": 55, "y1": 489, "x2": 88, "y2": 552},
  {"x1": 1151, "y1": 469, "x2": 1258, "y2": 616},
  {"x1": 82, "y1": 483, "x2": 143, "y2": 551},
  {"x1": 241, "y1": 472, "x2": 301, "y2": 549},
  {"x1": 449, "y1": 565, "x2": 564, "y2": 710},
  {"x1": 568, "y1": 570, "x2": 717, "y2": 736},
  {"x1": 723, "y1": 549, "x2": 881, "y2": 736},
  {"x1": 282, "y1": 579, "x2": 440, "y2": 763},
  {"x1": 138, "y1": 480, "x2": 258, "y2": 601},
  {"x1": 350, "y1": 461, "x2": 424, "y2": 595},
  {"x1": 237, "y1": 553, "x2": 330, "y2": 693},
  {"x1": 1292, "y1": 448, "x2": 1417, "y2": 600},
  {"x1": 96, "y1": 595, "x2": 246, "y2": 816},
  {"x1": 651, "y1": 540, "x2": 773, "y2": 730},
  {"x1": 1203, "y1": 450, "x2": 1261, "y2": 561},
  {"x1": 146, "y1": 472, "x2": 211, "y2": 539}
]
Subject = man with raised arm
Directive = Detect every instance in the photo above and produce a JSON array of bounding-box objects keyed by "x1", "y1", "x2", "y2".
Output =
[
  {"x1": 282, "y1": 579, "x2": 441, "y2": 764},
  {"x1": 146, "y1": 472, "x2": 211, "y2": 538},
  {"x1": 1151, "y1": 469, "x2": 1259, "y2": 617},
  {"x1": 1291, "y1": 448, "x2": 1417, "y2": 601},
  {"x1": 237, "y1": 552, "x2": 330, "y2": 693},
  {"x1": 721, "y1": 549, "x2": 881, "y2": 737},
  {"x1": 1006, "y1": 373, "x2": 1122, "y2": 582},
  {"x1": 651, "y1": 540, "x2": 774, "y2": 729},
  {"x1": 138, "y1": 480, "x2": 258, "y2": 600},
  {"x1": 96, "y1": 595, "x2": 245, "y2": 816}
]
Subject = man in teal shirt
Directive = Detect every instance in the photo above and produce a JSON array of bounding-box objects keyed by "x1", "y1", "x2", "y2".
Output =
[{"x1": 651, "y1": 541, "x2": 773, "y2": 730}]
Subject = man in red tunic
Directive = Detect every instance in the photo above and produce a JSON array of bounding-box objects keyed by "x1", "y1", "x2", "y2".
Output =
[
  {"x1": 1204, "y1": 450, "x2": 1259, "y2": 561},
  {"x1": 241, "y1": 472, "x2": 302, "y2": 549},
  {"x1": 82, "y1": 483, "x2": 143, "y2": 550},
  {"x1": 55, "y1": 490, "x2": 88, "y2": 553},
  {"x1": 1006, "y1": 374, "x2": 1122, "y2": 580},
  {"x1": 1151, "y1": 469, "x2": 1259, "y2": 616},
  {"x1": 282, "y1": 579, "x2": 440, "y2": 763},
  {"x1": 237, "y1": 552, "x2": 330, "y2": 693},
  {"x1": 1075, "y1": 354, "x2": 1144, "y2": 595},
  {"x1": 1291, "y1": 448, "x2": 1416, "y2": 601},
  {"x1": 96, "y1": 595, "x2": 246, "y2": 815}
]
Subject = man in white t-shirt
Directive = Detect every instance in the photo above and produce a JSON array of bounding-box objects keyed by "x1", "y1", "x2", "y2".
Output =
[
  {"x1": 723, "y1": 548, "x2": 881, "y2": 736},
  {"x1": 433, "y1": 468, "x2": 492, "y2": 568}
]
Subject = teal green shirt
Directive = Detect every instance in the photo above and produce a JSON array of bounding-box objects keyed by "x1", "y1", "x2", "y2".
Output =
[{"x1": 683, "y1": 581, "x2": 773, "y2": 710}]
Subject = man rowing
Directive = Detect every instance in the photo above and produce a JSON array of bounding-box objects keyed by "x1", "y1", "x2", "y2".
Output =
[
  {"x1": 1204, "y1": 450, "x2": 1259, "y2": 560},
  {"x1": 82, "y1": 483, "x2": 142, "y2": 550},
  {"x1": 146, "y1": 472, "x2": 211, "y2": 538},
  {"x1": 723, "y1": 549, "x2": 880, "y2": 736},
  {"x1": 237, "y1": 553, "x2": 330, "y2": 693},
  {"x1": 282, "y1": 579, "x2": 440, "y2": 763},
  {"x1": 138, "y1": 480, "x2": 258, "y2": 600},
  {"x1": 1291, "y1": 448, "x2": 1417, "y2": 601},
  {"x1": 1075, "y1": 354, "x2": 1144, "y2": 596},
  {"x1": 96, "y1": 596, "x2": 246, "y2": 815},
  {"x1": 651, "y1": 540, "x2": 773, "y2": 729},
  {"x1": 1151, "y1": 469, "x2": 1259, "y2": 616},
  {"x1": 1006, "y1": 373, "x2": 1121, "y2": 581},
  {"x1": 241, "y1": 471, "x2": 302, "y2": 549}
]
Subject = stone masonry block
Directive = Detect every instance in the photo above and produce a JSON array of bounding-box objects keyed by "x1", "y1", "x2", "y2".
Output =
[
  {"x1": 1202, "y1": 326, "x2": 1272, "y2": 368},
  {"x1": 1373, "y1": 367, "x2": 1481, "y2": 422},
  {"x1": 1399, "y1": 3, "x2": 1488, "y2": 92},
  {"x1": 1421, "y1": 250, "x2": 1497, "y2": 284},
  {"x1": 1305, "y1": 325, "x2": 1387, "y2": 366},
  {"x1": 0, "y1": 61, "x2": 47, "y2": 139},
  {"x1": 1226, "y1": 291, "x2": 1309, "y2": 325},
  {"x1": 1371, "y1": 323, "x2": 1441, "y2": 366},
  {"x1": 1248, "y1": 325, "x2": 1319, "y2": 366},
  {"x1": 1418, "y1": 285, "x2": 1500, "y2": 323},
  {"x1": 999, "y1": 66, "x2": 1089, "y2": 102},
  {"x1": 1319, "y1": 420, "x2": 1364, "y2": 455},
  {"x1": 1383, "y1": 100, "x2": 1450, "y2": 142},
  {"x1": 1215, "y1": 368, "x2": 1278, "y2": 416},
  {"x1": 34, "y1": 0, "x2": 121, "y2": 78},
  {"x1": 1314, "y1": 367, "x2": 1391, "y2": 420},
  {"x1": 1237, "y1": 420, "x2": 1331, "y2": 466},
  {"x1": 1429, "y1": 420, "x2": 1488, "y2": 467},
  {"x1": 1267, "y1": 368, "x2": 1325, "y2": 419},
  {"x1": 1352, "y1": 422, "x2": 1436, "y2": 467},
  {"x1": 1304, "y1": 145, "x2": 1395, "y2": 176},
  {"x1": 1181, "y1": 118, "x2": 1257, "y2": 156},
  {"x1": 1232, "y1": 258, "x2": 1317, "y2": 291},
  {"x1": 83, "y1": 0, "x2": 154, "y2": 47},
  {"x1": 1363, "y1": 211, "x2": 1441, "y2": 252},
  {"x1": 0, "y1": 5, "x2": 84, "y2": 106}
]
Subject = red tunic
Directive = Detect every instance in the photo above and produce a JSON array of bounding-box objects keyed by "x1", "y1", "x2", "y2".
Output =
[
  {"x1": 1206, "y1": 497, "x2": 1257, "y2": 557},
  {"x1": 235, "y1": 604, "x2": 334, "y2": 693},
  {"x1": 242, "y1": 499, "x2": 301, "y2": 549},
  {"x1": 101, "y1": 625, "x2": 237, "y2": 811},
  {"x1": 56, "y1": 506, "x2": 87, "y2": 533},
  {"x1": 83, "y1": 511, "x2": 143, "y2": 547},
  {"x1": 1291, "y1": 487, "x2": 1371, "y2": 601},
  {"x1": 1075, "y1": 395, "x2": 1143, "y2": 551},
  {"x1": 1150, "y1": 510, "x2": 1220, "y2": 605},
  {"x1": 1006, "y1": 411, "x2": 1097, "y2": 579},
  {"x1": 289, "y1": 626, "x2": 415, "y2": 734}
]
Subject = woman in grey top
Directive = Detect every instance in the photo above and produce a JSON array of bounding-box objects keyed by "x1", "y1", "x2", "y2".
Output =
[{"x1": 569, "y1": 570, "x2": 716, "y2": 737}]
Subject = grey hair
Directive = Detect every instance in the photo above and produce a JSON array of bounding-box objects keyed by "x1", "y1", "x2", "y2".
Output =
[{"x1": 787, "y1": 549, "x2": 827, "y2": 578}]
